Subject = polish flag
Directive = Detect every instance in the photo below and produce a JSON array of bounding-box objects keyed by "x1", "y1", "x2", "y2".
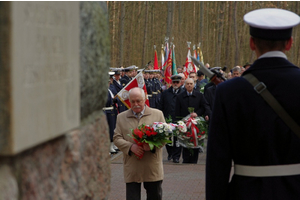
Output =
[{"x1": 116, "y1": 71, "x2": 149, "y2": 109}]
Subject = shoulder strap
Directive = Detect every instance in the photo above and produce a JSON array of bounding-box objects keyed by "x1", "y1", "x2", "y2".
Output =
[{"x1": 243, "y1": 73, "x2": 300, "y2": 138}]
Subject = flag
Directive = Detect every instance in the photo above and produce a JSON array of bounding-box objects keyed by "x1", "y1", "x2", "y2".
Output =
[
  {"x1": 161, "y1": 45, "x2": 165, "y2": 69},
  {"x1": 193, "y1": 48, "x2": 197, "y2": 60},
  {"x1": 183, "y1": 47, "x2": 197, "y2": 78},
  {"x1": 116, "y1": 71, "x2": 149, "y2": 109},
  {"x1": 164, "y1": 49, "x2": 172, "y2": 86},
  {"x1": 154, "y1": 49, "x2": 159, "y2": 70},
  {"x1": 199, "y1": 47, "x2": 204, "y2": 64},
  {"x1": 172, "y1": 45, "x2": 178, "y2": 75},
  {"x1": 164, "y1": 42, "x2": 169, "y2": 62}
]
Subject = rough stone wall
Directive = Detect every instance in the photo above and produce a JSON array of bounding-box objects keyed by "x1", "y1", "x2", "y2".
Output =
[
  {"x1": 0, "y1": 115, "x2": 110, "y2": 200},
  {"x1": 80, "y1": 2, "x2": 111, "y2": 120}
]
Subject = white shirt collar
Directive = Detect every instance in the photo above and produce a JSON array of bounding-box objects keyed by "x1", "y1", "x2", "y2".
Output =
[{"x1": 258, "y1": 51, "x2": 287, "y2": 60}]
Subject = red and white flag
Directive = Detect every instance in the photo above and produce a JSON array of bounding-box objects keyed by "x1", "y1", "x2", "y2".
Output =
[
  {"x1": 116, "y1": 71, "x2": 150, "y2": 109},
  {"x1": 184, "y1": 47, "x2": 197, "y2": 78}
]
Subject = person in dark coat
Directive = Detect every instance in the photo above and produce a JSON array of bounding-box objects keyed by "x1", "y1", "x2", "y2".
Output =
[
  {"x1": 175, "y1": 78, "x2": 211, "y2": 163},
  {"x1": 206, "y1": 8, "x2": 300, "y2": 200},
  {"x1": 157, "y1": 75, "x2": 184, "y2": 163}
]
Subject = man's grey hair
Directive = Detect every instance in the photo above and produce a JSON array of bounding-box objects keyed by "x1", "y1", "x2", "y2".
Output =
[
  {"x1": 128, "y1": 87, "x2": 145, "y2": 101},
  {"x1": 232, "y1": 66, "x2": 241, "y2": 73},
  {"x1": 185, "y1": 78, "x2": 195, "y2": 85}
]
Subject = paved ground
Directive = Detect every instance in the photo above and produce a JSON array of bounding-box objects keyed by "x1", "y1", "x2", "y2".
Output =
[{"x1": 108, "y1": 147, "x2": 207, "y2": 200}]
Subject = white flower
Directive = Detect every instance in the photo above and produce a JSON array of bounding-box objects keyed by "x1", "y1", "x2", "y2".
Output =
[
  {"x1": 178, "y1": 121, "x2": 185, "y2": 126},
  {"x1": 159, "y1": 129, "x2": 163, "y2": 133},
  {"x1": 157, "y1": 124, "x2": 163, "y2": 128}
]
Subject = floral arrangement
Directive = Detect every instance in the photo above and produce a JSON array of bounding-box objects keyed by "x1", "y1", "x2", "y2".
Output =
[
  {"x1": 129, "y1": 122, "x2": 173, "y2": 159},
  {"x1": 176, "y1": 115, "x2": 208, "y2": 149}
]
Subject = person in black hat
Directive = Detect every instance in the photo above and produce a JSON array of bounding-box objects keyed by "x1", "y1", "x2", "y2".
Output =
[
  {"x1": 157, "y1": 74, "x2": 184, "y2": 163},
  {"x1": 195, "y1": 70, "x2": 207, "y2": 93},
  {"x1": 243, "y1": 62, "x2": 252, "y2": 71},
  {"x1": 206, "y1": 8, "x2": 300, "y2": 200}
]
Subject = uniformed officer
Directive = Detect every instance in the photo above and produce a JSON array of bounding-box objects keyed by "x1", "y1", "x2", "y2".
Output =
[
  {"x1": 153, "y1": 69, "x2": 163, "y2": 106},
  {"x1": 110, "y1": 68, "x2": 127, "y2": 113},
  {"x1": 157, "y1": 74, "x2": 184, "y2": 163},
  {"x1": 120, "y1": 65, "x2": 135, "y2": 87},
  {"x1": 144, "y1": 70, "x2": 154, "y2": 107},
  {"x1": 206, "y1": 8, "x2": 300, "y2": 200},
  {"x1": 104, "y1": 72, "x2": 119, "y2": 154}
]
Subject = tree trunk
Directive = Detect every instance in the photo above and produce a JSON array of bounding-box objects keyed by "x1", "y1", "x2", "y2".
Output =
[
  {"x1": 234, "y1": 1, "x2": 239, "y2": 66},
  {"x1": 119, "y1": 2, "x2": 125, "y2": 67},
  {"x1": 142, "y1": 2, "x2": 149, "y2": 67},
  {"x1": 215, "y1": 2, "x2": 224, "y2": 67},
  {"x1": 166, "y1": 1, "x2": 174, "y2": 39}
]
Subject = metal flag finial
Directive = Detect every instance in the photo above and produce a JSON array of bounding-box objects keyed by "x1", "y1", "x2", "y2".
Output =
[
  {"x1": 187, "y1": 41, "x2": 191, "y2": 48},
  {"x1": 154, "y1": 45, "x2": 156, "y2": 50}
]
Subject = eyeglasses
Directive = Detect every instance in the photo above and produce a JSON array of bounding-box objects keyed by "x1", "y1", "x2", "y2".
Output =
[{"x1": 172, "y1": 81, "x2": 180, "y2": 84}]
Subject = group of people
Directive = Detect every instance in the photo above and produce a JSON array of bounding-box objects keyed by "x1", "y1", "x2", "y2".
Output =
[{"x1": 107, "y1": 8, "x2": 300, "y2": 200}]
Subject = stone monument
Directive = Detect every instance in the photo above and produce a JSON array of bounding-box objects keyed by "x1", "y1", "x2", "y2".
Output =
[
  {"x1": 0, "y1": 2, "x2": 111, "y2": 199},
  {"x1": 0, "y1": 2, "x2": 80, "y2": 155}
]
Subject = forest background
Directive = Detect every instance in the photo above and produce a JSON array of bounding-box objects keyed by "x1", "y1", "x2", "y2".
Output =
[{"x1": 107, "y1": 1, "x2": 300, "y2": 72}]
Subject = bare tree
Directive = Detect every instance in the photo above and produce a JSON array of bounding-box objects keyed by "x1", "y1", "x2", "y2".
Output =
[
  {"x1": 166, "y1": 1, "x2": 174, "y2": 39},
  {"x1": 119, "y1": 2, "x2": 125, "y2": 67},
  {"x1": 142, "y1": 2, "x2": 149, "y2": 67},
  {"x1": 234, "y1": 1, "x2": 239, "y2": 66}
]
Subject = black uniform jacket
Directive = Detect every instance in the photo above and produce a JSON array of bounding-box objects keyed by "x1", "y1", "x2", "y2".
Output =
[
  {"x1": 175, "y1": 89, "x2": 211, "y2": 121},
  {"x1": 157, "y1": 86, "x2": 183, "y2": 122},
  {"x1": 206, "y1": 57, "x2": 300, "y2": 200},
  {"x1": 120, "y1": 75, "x2": 130, "y2": 87}
]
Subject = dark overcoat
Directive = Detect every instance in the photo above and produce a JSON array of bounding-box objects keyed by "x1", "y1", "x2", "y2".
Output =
[
  {"x1": 157, "y1": 86, "x2": 183, "y2": 122},
  {"x1": 175, "y1": 90, "x2": 211, "y2": 121},
  {"x1": 206, "y1": 57, "x2": 300, "y2": 200}
]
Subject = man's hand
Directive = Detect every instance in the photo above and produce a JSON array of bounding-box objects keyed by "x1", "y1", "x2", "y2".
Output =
[
  {"x1": 130, "y1": 144, "x2": 144, "y2": 156},
  {"x1": 143, "y1": 143, "x2": 151, "y2": 151},
  {"x1": 190, "y1": 112, "x2": 198, "y2": 118}
]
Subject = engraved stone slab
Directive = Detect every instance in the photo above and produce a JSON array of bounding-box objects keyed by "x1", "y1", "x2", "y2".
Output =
[{"x1": 0, "y1": 2, "x2": 80, "y2": 155}]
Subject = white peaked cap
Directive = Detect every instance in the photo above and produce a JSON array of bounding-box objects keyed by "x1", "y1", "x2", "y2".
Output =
[{"x1": 244, "y1": 8, "x2": 300, "y2": 40}]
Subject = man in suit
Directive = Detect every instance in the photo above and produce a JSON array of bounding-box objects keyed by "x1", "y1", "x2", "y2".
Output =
[
  {"x1": 206, "y1": 8, "x2": 300, "y2": 200},
  {"x1": 175, "y1": 78, "x2": 211, "y2": 163},
  {"x1": 113, "y1": 87, "x2": 165, "y2": 200},
  {"x1": 157, "y1": 74, "x2": 184, "y2": 163}
]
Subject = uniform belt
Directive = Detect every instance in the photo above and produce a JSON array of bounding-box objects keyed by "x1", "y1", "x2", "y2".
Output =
[
  {"x1": 234, "y1": 163, "x2": 300, "y2": 177},
  {"x1": 103, "y1": 107, "x2": 114, "y2": 111},
  {"x1": 152, "y1": 92, "x2": 158, "y2": 94},
  {"x1": 147, "y1": 95, "x2": 152, "y2": 97}
]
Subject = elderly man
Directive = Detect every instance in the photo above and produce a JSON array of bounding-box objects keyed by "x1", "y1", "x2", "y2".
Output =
[
  {"x1": 206, "y1": 8, "x2": 300, "y2": 200},
  {"x1": 157, "y1": 74, "x2": 184, "y2": 163},
  {"x1": 175, "y1": 78, "x2": 211, "y2": 163},
  {"x1": 113, "y1": 87, "x2": 165, "y2": 200}
]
